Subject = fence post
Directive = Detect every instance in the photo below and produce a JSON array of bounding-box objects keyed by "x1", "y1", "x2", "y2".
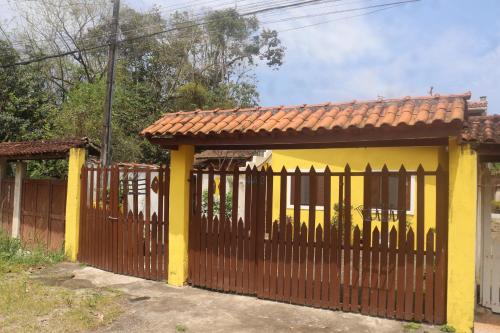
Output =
[
  {"x1": 11, "y1": 161, "x2": 26, "y2": 238},
  {"x1": 0, "y1": 158, "x2": 6, "y2": 189},
  {"x1": 0, "y1": 159, "x2": 7, "y2": 228},
  {"x1": 64, "y1": 148, "x2": 86, "y2": 261},
  {"x1": 446, "y1": 139, "x2": 477, "y2": 333},
  {"x1": 168, "y1": 145, "x2": 195, "y2": 286}
]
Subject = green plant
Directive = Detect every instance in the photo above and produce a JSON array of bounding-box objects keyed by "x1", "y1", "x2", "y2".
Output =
[
  {"x1": 0, "y1": 230, "x2": 65, "y2": 273},
  {"x1": 403, "y1": 322, "x2": 421, "y2": 331},
  {"x1": 331, "y1": 203, "x2": 355, "y2": 234},
  {"x1": 440, "y1": 324, "x2": 456, "y2": 333},
  {"x1": 176, "y1": 324, "x2": 187, "y2": 332},
  {"x1": 201, "y1": 189, "x2": 233, "y2": 220},
  {"x1": 492, "y1": 200, "x2": 500, "y2": 213},
  {"x1": 0, "y1": 231, "x2": 22, "y2": 261}
]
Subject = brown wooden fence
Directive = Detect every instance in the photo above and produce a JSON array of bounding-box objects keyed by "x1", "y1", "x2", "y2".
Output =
[
  {"x1": 0, "y1": 178, "x2": 15, "y2": 235},
  {"x1": 78, "y1": 165, "x2": 170, "y2": 281},
  {"x1": 21, "y1": 179, "x2": 67, "y2": 250},
  {"x1": 188, "y1": 164, "x2": 448, "y2": 324}
]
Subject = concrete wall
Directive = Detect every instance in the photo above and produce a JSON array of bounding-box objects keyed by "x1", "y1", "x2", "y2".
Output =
[{"x1": 447, "y1": 140, "x2": 477, "y2": 333}]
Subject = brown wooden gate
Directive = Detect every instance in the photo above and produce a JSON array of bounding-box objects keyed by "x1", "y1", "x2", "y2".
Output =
[
  {"x1": 0, "y1": 178, "x2": 14, "y2": 235},
  {"x1": 78, "y1": 165, "x2": 170, "y2": 281},
  {"x1": 188, "y1": 164, "x2": 449, "y2": 324},
  {"x1": 21, "y1": 179, "x2": 67, "y2": 250}
]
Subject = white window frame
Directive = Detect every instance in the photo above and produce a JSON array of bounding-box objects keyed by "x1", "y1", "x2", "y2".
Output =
[
  {"x1": 286, "y1": 168, "x2": 325, "y2": 211},
  {"x1": 284, "y1": 168, "x2": 415, "y2": 215},
  {"x1": 369, "y1": 171, "x2": 416, "y2": 216}
]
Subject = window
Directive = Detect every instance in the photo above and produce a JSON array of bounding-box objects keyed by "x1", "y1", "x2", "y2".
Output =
[
  {"x1": 370, "y1": 174, "x2": 412, "y2": 211},
  {"x1": 289, "y1": 174, "x2": 325, "y2": 207}
]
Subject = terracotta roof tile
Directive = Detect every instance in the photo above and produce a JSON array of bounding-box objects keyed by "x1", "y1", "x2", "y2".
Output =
[
  {"x1": 433, "y1": 98, "x2": 449, "y2": 122},
  {"x1": 396, "y1": 101, "x2": 414, "y2": 126},
  {"x1": 285, "y1": 108, "x2": 312, "y2": 131},
  {"x1": 273, "y1": 108, "x2": 298, "y2": 131},
  {"x1": 250, "y1": 110, "x2": 273, "y2": 133},
  {"x1": 415, "y1": 101, "x2": 431, "y2": 124},
  {"x1": 364, "y1": 105, "x2": 382, "y2": 128},
  {"x1": 142, "y1": 92, "x2": 473, "y2": 139},
  {"x1": 297, "y1": 108, "x2": 322, "y2": 131},
  {"x1": 351, "y1": 104, "x2": 370, "y2": 128},
  {"x1": 332, "y1": 106, "x2": 351, "y2": 128},
  {"x1": 468, "y1": 99, "x2": 488, "y2": 117},
  {"x1": 0, "y1": 138, "x2": 98, "y2": 159},
  {"x1": 462, "y1": 115, "x2": 500, "y2": 144}
]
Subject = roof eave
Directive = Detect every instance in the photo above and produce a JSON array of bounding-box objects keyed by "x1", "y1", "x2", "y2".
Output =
[{"x1": 148, "y1": 123, "x2": 462, "y2": 150}]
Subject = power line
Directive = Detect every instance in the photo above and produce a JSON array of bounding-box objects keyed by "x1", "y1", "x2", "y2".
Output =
[
  {"x1": 0, "y1": 0, "x2": 339, "y2": 62},
  {"x1": 0, "y1": 0, "x2": 420, "y2": 68},
  {"x1": 0, "y1": 1, "x2": 406, "y2": 62},
  {"x1": 262, "y1": 0, "x2": 418, "y2": 24},
  {"x1": 0, "y1": 0, "x2": 344, "y2": 56},
  {"x1": 0, "y1": 0, "x2": 400, "y2": 54},
  {"x1": 119, "y1": 0, "x2": 349, "y2": 45},
  {"x1": 277, "y1": 2, "x2": 404, "y2": 32},
  {"x1": 0, "y1": 43, "x2": 108, "y2": 67},
  {"x1": 0, "y1": 0, "x2": 275, "y2": 56}
]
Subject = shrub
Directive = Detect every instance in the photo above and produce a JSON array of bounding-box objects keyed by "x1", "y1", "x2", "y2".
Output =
[
  {"x1": 201, "y1": 189, "x2": 233, "y2": 220},
  {"x1": 0, "y1": 230, "x2": 65, "y2": 273}
]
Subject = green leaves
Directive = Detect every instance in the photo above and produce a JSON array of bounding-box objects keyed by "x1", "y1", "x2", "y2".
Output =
[
  {"x1": 0, "y1": 5, "x2": 286, "y2": 169},
  {"x1": 0, "y1": 41, "x2": 55, "y2": 143}
]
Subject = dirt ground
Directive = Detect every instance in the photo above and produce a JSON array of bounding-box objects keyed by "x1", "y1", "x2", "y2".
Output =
[{"x1": 35, "y1": 263, "x2": 449, "y2": 333}]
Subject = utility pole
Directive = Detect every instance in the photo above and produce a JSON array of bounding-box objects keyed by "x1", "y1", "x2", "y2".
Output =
[{"x1": 101, "y1": 0, "x2": 120, "y2": 166}]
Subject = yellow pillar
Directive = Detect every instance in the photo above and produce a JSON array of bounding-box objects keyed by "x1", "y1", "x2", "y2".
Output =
[
  {"x1": 168, "y1": 145, "x2": 195, "y2": 286},
  {"x1": 447, "y1": 138, "x2": 477, "y2": 333},
  {"x1": 64, "y1": 148, "x2": 86, "y2": 261}
]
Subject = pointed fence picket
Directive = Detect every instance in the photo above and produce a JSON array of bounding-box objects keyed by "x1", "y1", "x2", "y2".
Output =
[
  {"x1": 187, "y1": 164, "x2": 448, "y2": 324},
  {"x1": 78, "y1": 165, "x2": 170, "y2": 281}
]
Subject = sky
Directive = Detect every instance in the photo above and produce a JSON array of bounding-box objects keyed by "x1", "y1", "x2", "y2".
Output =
[{"x1": 1, "y1": 0, "x2": 499, "y2": 113}]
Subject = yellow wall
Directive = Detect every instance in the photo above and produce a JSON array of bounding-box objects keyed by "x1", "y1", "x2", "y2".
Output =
[
  {"x1": 271, "y1": 146, "x2": 446, "y2": 234},
  {"x1": 168, "y1": 145, "x2": 195, "y2": 286},
  {"x1": 64, "y1": 148, "x2": 86, "y2": 261},
  {"x1": 447, "y1": 140, "x2": 477, "y2": 333}
]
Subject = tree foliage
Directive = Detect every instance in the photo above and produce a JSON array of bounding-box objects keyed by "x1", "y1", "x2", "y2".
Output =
[
  {"x1": 1, "y1": 2, "x2": 285, "y2": 168},
  {"x1": 0, "y1": 41, "x2": 55, "y2": 142}
]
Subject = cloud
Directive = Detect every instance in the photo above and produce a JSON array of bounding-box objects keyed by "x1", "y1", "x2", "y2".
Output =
[
  {"x1": 256, "y1": 3, "x2": 500, "y2": 114},
  {"x1": 276, "y1": 12, "x2": 388, "y2": 65}
]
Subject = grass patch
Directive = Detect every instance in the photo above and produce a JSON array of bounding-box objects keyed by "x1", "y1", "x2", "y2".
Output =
[
  {"x1": 440, "y1": 325, "x2": 457, "y2": 332},
  {"x1": 0, "y1": 230, "x2": 65, "y2": 274},
  {"x1": 0, "y1": 230, "x2": 125, "y2": 332},
  {"x1": 176, "y1": 323, "x2": 187, "y2": 332},
  {"x1": 403, "y1": 322, "x2": 422, "y2": 331},
  {"x1": 0, "y1": 274, "x2": 124, "y2": 332}
]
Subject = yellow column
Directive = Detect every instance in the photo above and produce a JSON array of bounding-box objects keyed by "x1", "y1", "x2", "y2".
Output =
[
  {"x1": 64, "y1": 148, "x2": 86, "y2": 261},
  {"x1": 447, "y1": 138, "x2": 477, "y2": 333},
  {"x1": 168, "y1": 145, "x2": 195, "y2": 286}
]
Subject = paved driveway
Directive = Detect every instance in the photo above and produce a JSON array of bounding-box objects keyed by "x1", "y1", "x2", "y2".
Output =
[{"x1": 49, "y1": 263, "x2": 441, "y2": 333}]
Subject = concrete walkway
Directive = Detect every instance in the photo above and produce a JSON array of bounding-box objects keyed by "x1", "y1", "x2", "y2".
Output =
[{"x1": 51, "y1": 263, "x2": 442, "y2": 333}]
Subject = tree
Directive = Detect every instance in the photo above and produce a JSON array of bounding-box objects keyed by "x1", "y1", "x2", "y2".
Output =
[
  {"x1": 6, "y1": 5, "x2": 285, "y2": 164},
  {"x1": 13, "y1": 0, "x2": 110, "y2": 99},
  {"x1": 0, "y1": 40, "x2": 55, "y2": 142}
]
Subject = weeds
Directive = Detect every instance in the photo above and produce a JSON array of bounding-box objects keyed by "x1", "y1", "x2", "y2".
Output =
[
  {"x1": 0, "y1": 230, "x2": 65, "y2": 274},
  {"x1": 403, "y1": 322, "x2": 422, "y2": 331},
  {"x1": 0, "y1": 275, "x2": 124, "y2": 332},
  {"x1": 440, "y1": 325, "x2": 456, "y2": 332},
  {"x1": 176, "y1": 324, "x2": 187, "y2": 332},
  {"x1": 0, "y1": 230, "x2": 124, "y2": 332}
]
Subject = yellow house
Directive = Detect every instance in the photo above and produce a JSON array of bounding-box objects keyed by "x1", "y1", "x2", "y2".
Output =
[
  {"x1": 270, "y1": 146, "x2": 443, "y2": 234},
  {"x1": 139, "y1": 92, "x2": 499, "y2": 333}
]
